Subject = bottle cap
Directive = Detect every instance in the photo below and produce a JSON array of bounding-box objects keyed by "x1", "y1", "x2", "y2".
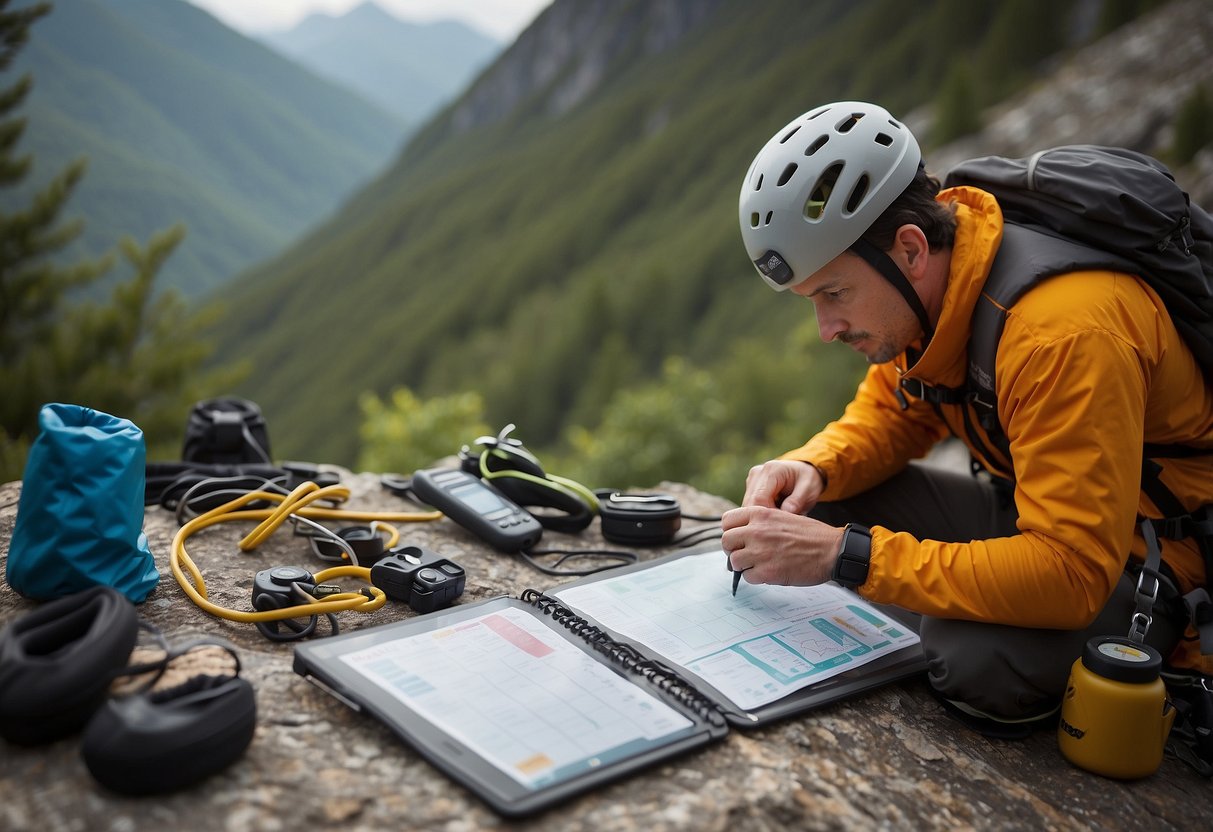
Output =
[{"x1": 1080, "y1": 636, "x2": 1162, "y2": 684}]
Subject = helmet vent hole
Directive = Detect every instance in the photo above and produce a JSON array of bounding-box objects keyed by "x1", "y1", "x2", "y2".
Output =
[
  {"x1": 803, "y1": 162, "x2": 842, "y2": 221},
  {"x1": 764, "y1": 211, "x2": 773, "y2": 226},
  {"x1": 805, "y1": 135, "x2": 828, "y2": 156},
  {"x1": 779, "y1": 125, "x2": 801, "y2": 144},
  {"x1": 754, "y1": 173, "x2": 763, "y2": 191},
  {"x1": 874, "y1": 132, "x2": 893, "y2": 147},
  {"x1": 836, "y1": 114, "x2": 863, "y2": 133},
  {"x1": 776, "y1": 163, "x2": 798, "y2": 187},
  {"x1": 750, "y1": 212, "x2": 760, "y2": 229},
  {"x1": 846, "y1": 174, "x2": 870, "y2": 213}
]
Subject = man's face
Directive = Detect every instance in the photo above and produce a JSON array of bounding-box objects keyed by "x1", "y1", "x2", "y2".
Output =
[{"x1": 790, "y1": 251, "x2": 920, "y2": 364}]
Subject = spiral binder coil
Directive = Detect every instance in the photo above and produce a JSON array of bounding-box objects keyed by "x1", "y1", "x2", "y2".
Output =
[{"x1": 521, "y1": 590, "x2": 727, "y2": 727}]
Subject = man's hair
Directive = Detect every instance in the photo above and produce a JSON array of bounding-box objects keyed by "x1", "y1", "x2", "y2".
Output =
[{"x1": 859, "y1": 166, "x2": 957, "y2": 252}]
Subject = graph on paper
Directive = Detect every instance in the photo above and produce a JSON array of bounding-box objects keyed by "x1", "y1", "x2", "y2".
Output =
[{"x1": 554, "y1": 551, "x2": 919, "y2": 711}]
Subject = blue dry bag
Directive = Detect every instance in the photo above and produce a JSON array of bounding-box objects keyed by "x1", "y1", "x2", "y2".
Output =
[{"x1": 6, "y1": 404, "x2": 159, "y2": 602}]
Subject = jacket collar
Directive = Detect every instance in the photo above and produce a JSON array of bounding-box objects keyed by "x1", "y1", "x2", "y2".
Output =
[{"x1": 901, "y1": 186, "x2": 1004, "y2": 387}]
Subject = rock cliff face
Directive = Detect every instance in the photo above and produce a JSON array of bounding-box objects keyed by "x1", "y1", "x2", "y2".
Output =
[
  {"x1": 448, "y1": 0, "x2": 1211, "y2": 203},
  {"x1": 447, "y1": 0, "x2": 725, "y2": 132},
  {"x1": 923, "y1": 0, "x2": 1213, "y2": 204}
]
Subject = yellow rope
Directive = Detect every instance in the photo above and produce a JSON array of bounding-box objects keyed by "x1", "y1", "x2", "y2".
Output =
[{"x1": 170, "y1": 482, "x2": 441, "y2": 624}]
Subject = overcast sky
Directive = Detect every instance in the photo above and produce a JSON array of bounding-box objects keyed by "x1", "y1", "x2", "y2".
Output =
[{"x1": 186, "y1": 0, "x2": 552, "y2": 41}]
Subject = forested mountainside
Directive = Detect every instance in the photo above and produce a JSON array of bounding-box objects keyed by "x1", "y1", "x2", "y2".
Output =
[
  {"x1": 208, "y1": 0, "x2": 1201, "y2": 469},
  {"x1": 5, "y1": 0, "x2": 404, "y2": 296}
]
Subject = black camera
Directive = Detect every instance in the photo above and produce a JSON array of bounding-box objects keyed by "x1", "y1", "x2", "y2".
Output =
[{"x1": 370, "y1": 546, "x2": 465, "y2": 614}]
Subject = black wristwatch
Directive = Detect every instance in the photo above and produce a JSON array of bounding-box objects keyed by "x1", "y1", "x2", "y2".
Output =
[{"x1": 831, "y1": 523, "x2": 872, "y2": 589}]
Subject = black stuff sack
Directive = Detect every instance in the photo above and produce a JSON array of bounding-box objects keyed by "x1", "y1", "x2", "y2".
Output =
[
  {"x1": 6, "y1": 404, "x2": 159, "y2": 603},
  {"x1": 181, "y1": 397, "x2": 271, "y2": 465}
]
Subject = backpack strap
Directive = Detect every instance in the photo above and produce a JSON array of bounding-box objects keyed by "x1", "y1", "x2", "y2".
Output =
[
  {"x1": 901, "y1": 223, "x2": 1138, "y2": 479},
  {"x1": 967, "y1": 222, "x2": 1140, "y2": 439}
]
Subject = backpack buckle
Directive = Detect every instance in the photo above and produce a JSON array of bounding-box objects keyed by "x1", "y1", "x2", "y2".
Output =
[{"x1": 1156, "y1": 516, "x2": 1189, "y2": 539}]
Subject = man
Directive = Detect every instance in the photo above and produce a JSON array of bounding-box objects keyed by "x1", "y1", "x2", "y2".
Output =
[{"x1": 723, "y1": 100, "x2": 1213, "y2": 733}]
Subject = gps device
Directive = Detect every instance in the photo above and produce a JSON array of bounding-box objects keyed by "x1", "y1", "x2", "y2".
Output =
[{"x1": 411, "y1": 467, "x2": 543, "y2": 552}]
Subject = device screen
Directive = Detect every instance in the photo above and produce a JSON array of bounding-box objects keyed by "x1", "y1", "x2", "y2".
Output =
[{"x1": 450, "y1": 481, "x2": 507, "y2": 514}]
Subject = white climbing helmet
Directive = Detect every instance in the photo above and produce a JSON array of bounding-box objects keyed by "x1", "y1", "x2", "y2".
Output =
[{"x1": 739, "y1": 101, "x2": 921, "y2": 291}]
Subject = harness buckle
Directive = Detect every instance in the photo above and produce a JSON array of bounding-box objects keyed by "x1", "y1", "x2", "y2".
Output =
[
  {"x1": 1135, "y1": 566, "x2": 1160, "y2": 608},
  {"x1": 1157, "y1": 516, "x2": 1188, "y2": 540},
  {"x1": 899, "y1": 378, "x2": 926, "y2": 400}
]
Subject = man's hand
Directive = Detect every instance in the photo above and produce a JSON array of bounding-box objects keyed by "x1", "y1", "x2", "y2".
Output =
[
  {"x1": 742, "y1": 459, "x2": 825, "y2": 514},
  {"x1": 720, "y1": 505, "x2": 844, "y2": 588}
]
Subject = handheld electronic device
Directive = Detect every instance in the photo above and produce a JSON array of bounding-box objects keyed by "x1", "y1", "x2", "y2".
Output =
[
  {"x1": 411, "y1": 467, "x2": 543, "y2": 552},
  {"x1": 370, "y1": 546, "x2": 465, "y2": 614}
]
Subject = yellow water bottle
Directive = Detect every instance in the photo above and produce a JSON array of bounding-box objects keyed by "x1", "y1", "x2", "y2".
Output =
[{"x1": 1058, "y1": 636, "x2": 1175, "y2": 779}]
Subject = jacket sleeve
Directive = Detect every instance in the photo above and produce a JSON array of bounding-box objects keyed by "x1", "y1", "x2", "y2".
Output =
[
  {"x1": 779, "y1": 361, "x2": 950, "y2": 499},
  {"x1": 860, "y1": 307, "x2": 1151, "y2": 628}
]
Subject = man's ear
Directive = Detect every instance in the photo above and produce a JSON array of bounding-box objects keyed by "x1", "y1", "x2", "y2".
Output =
[{"x1": 895, "y1": 224, "x2": 930, "y2": 280}]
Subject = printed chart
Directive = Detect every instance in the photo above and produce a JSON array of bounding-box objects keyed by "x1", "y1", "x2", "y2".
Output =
[
  {"x1": 339, "y1": 606, "x2": 695, "y2": 789},
  {"x1": 555, "y1": 551, "x2": 919, "y2": 711}
]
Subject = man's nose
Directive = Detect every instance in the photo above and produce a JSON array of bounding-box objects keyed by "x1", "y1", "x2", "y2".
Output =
[{"x1": 816, "y1": 310, "x2": 846, "y2": 343}]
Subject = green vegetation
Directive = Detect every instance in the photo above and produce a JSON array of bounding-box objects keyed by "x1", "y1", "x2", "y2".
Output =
[
  {"x1": 205, "y1": 0, "x2": 1155, "y2": 500},
  {"x1": 1, "y1": 0, "x2": 403, "y2": 297},
  {"x1": 0, "y1": 0, "x2": 239, "y2": 482},
  {"x1": 1171, "y1": 84, "x2": 1213, "y2": 166},
  {"x1": 932, "y1": 65, "x2": 983, "y2": 146},
  {"x1": 357, "y1": 387, "x2": 490, "y2": 475}
]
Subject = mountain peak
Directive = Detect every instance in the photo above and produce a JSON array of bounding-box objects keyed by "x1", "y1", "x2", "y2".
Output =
[{"x1": 344, "y1": 2, "x2": 399, "y2": 25}]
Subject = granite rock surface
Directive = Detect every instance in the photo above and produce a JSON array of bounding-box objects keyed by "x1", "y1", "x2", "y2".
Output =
[{"x1": 1, "y1": 472, "x2": 1210, "y2": 832}]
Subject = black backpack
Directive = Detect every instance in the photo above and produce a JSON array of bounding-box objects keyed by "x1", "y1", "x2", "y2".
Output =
[
  {"x1": 924, "y1": 145, "x2": 1213, "y2": 770},
  {"x1": 904, "y1": 147, "x2": 1213, "y2": 478},
  {"x1": 930, "y1": 146, "x2": 1213, "y2": 490},
  {"x1": 942, "y1": 145, "x2": 1213, "y2": 427},
  {"x1": 905, "y1": 145, "x2": 1213, "y2": 632}
]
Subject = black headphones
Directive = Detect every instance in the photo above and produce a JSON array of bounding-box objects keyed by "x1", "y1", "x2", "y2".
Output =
[
  {"x1": 0, "y1": 586, "x2": 139, "y2": 745},
  {"x1": 0, "y1": 586, "x2": 256, "y2": 794},
  {"x1": 459, "y1": 424, "x2": 599, "y2": 534}
]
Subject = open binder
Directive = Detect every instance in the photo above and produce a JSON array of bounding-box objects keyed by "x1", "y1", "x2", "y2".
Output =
[{"x1": 292, "y1": 546, "x2": 925, "y2": 817}]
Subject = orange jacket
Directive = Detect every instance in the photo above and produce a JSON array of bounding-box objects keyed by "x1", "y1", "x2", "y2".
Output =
[{"x1": 781, "y1": 186, "x2": 1213, "y2": 672}]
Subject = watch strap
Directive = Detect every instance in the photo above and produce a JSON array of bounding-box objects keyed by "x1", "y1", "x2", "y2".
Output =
[{"x1": 832, "y1": 523, "x2": 872, "y2": 589}]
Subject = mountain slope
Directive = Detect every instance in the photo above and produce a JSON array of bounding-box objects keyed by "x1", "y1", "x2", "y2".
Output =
[
  {"x1": 259, "y1": 1, "x2": 500, "y2": 125},
  {"x1": 210, "y1": 0, "x2": 1196, "y2": 467},
  {"x1": 4, "y1": 0, "x2": 405, "y2": 296}
]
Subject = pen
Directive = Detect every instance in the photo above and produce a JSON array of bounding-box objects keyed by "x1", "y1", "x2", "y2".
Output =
[{"x1": 732, "y1": 566, "x2": 746, "y2": 597}]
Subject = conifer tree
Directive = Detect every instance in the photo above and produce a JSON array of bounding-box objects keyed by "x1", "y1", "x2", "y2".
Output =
[
  {"x1": 0, "y1": 0, "x2": 240, "y2": 481},
  {"x1": 1172, "y1": 83, "x2": 1213, "y2": 167}
]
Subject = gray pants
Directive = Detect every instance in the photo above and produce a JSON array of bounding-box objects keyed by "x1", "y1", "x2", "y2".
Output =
[{"x1": 809, "y1": 461, "x2": 1181, "y2": 719}]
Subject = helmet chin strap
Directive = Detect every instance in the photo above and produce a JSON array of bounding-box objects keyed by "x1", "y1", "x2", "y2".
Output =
[{"x1": 849, "y1": 237, "x2": 933, "y2": 348}]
